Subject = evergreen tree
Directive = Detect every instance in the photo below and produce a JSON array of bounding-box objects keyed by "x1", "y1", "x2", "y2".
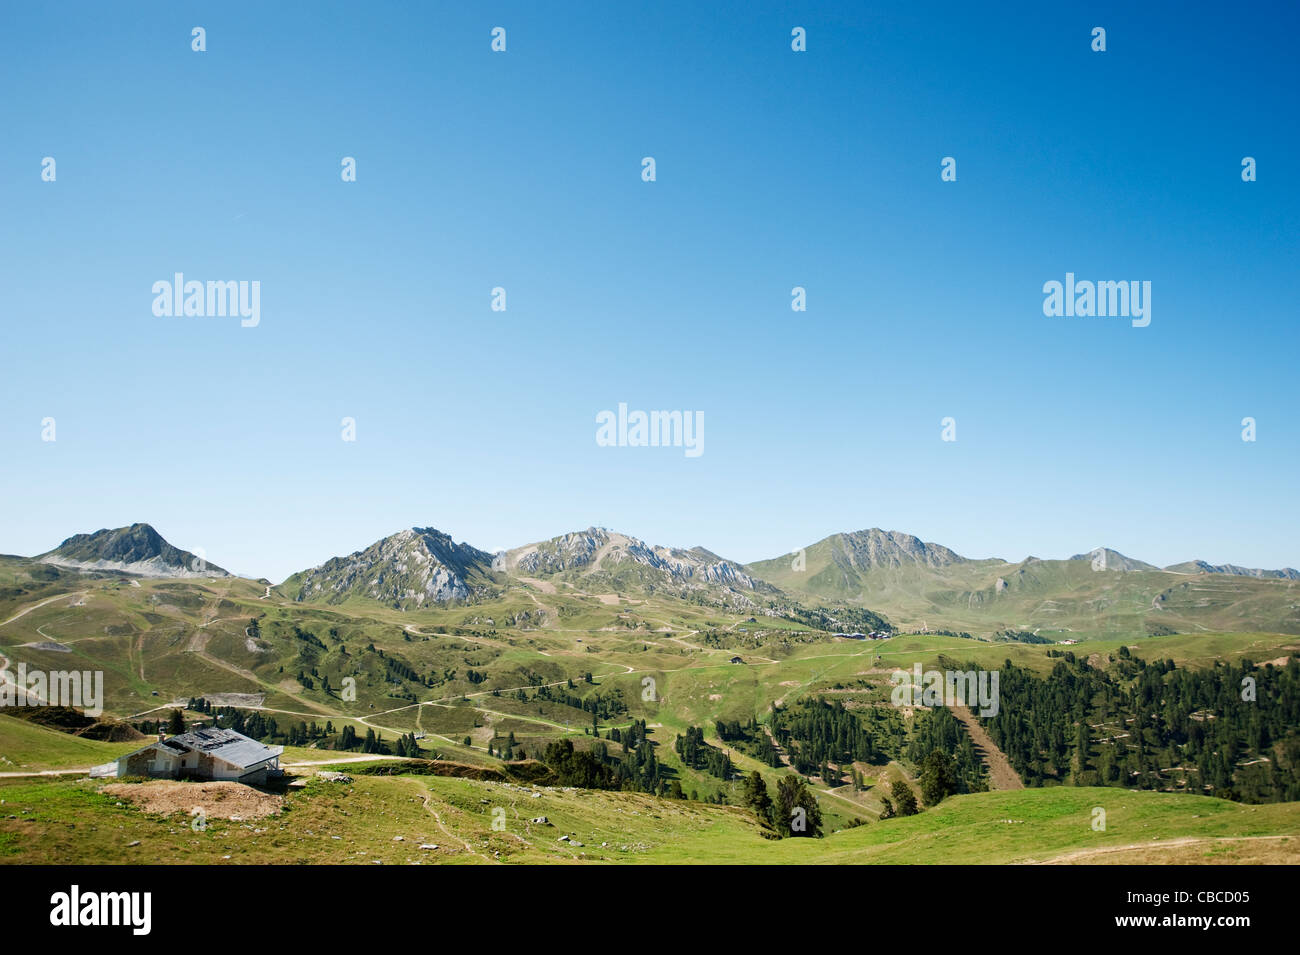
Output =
[
  {"x1": 891, "y1": 779, "x2": 919, "y2": 816},
  {"x1": 919, "y1": 749, "x2": 957, "y2": 806},
  {"x1": 769, "y1": 775, "x2": 823, "y2": 837},
  {"x1": 742, "y1": 771, "x2": 773, "y2": 822}
]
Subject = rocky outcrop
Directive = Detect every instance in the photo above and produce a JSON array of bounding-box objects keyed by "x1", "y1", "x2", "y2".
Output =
[
  {"x1": 833, "y1": 529, "x2": 968, "y2": 570},
  {"x1": 285, "y1": 527, "x2": 496, "y2": 609}
]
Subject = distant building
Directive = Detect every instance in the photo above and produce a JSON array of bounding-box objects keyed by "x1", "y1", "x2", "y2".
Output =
[
  {"x1": 729, "y1": 656, "x2": 745, "y2": 664},
  {"x1": 111, "y1": 727, "x2": 282, "y2": 784}
]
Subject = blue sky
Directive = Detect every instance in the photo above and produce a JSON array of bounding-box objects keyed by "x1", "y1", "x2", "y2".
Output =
[{"x1": 2, "y1": 1, "x2": 1297, "y2": 581}]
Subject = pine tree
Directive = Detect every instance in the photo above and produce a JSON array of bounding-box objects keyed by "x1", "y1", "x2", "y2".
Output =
[
  {"x1": 919, "y1": 749, "x2": 957, "y2": 806},
  {"x1": 891, "y1": 779, "x2": 919, "y2": 816},
  {"x1": 742, "y1": 770, "x2": 772, "y2": 822}
]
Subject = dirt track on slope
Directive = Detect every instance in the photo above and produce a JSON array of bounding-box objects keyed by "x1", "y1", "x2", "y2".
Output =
[{"x1": 949, "y1": 704, "x2": 1024, "y2": 790}]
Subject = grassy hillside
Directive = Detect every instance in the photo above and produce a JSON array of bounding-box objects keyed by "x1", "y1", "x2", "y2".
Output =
[
  {"x1": 3, "y1": 550, "x2": 1298, "y2": 864},
  {"x1": 0, "y1": 715, "x2": 131, "y2": 771},
  {"x1": 1, "y1": 773, "x2": 1294, "y2": 865},
  {"x1": 747, "y1": 548, "x2": 1300, "y2": 638}
]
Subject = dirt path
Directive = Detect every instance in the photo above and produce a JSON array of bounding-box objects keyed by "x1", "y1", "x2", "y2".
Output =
[
  {"x1": 0, "y1": 591, "x2": 90, "y2": 628},
  {"x1": 282, "y1": 755, "x2": 416, "y2": 768},
  {"x1": 516, "y1": 576, "x2": 556, "y2": 595},
  {"x1": 817, "y1": 785, "x2": 874, "y2": 814},
  {"x1": 0, "y1": 650, "x2": 50, "y2": 705},
  {"x1": 189, "y1": 648, "x2": 336, "y2": 717},
  {"x1": 761, "y1": 725, "x2": 791, "y2": 767},
  {"x1": 519, "y1": 586, "x2": 553, "y2": 627},
  {"x1": 134, "y1": 632, "x2": 147, "y2": 680},
  {"x1": 407, "y1": 780, "x2": 493, "y2": 861},
  {"x1": 0, "y1": 767, "x2": 92, "y2": 778},
  {"x1": 949, "y1": 704, "x2": 1024, "y2": 790},
  {"x1": 1032, "y1": 835, "x2": 1294, "y2": 865}
]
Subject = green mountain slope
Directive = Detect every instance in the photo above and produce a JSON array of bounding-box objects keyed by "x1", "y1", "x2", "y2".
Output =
[{"x1": 748, "y1": 533, "x2": 1300, "y2": 638}]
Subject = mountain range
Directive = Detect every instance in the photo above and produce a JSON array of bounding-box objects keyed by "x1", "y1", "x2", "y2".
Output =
[
  {"x1": 17, "y1": 522, "x2": 1289, "y2": 621},
  {"x1": 27, "y1": 522, "x2": 1300, "y2": 607}
]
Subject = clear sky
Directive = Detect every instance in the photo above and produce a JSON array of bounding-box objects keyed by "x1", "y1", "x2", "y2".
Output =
[{"x1": 2, "y1": 1, "x2": 1297, "y2": 581}]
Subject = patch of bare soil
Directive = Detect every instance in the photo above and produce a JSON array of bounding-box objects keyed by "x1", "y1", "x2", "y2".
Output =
[
  {"x1": 202, "y1": 692, "x2": 266, "y2": 707},
  {"x1": 516, "y1": 576, "x2": 557, "y2": 594},
  {"x1": 102, "y1": 781, "x2": 282, "y2": 819},
  {"x1": 949, "y1": 704, "x2": 1024, "y2": 790}
]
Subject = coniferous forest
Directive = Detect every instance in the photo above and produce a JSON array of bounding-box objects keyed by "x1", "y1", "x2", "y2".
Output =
[{"x1": 980, "y1": 652, "x2": 1300, "y2": 803}]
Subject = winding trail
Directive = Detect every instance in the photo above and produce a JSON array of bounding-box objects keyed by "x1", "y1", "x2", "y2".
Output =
[
  {"x1": 405, "y1": 779, "x2": 494, "y2": 862},
  {"x1": 0, "y1": 591, "x2": 90, "y2": 628}
]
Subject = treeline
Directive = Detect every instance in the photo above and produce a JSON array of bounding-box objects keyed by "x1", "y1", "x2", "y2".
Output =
[
  {"x1": 716, "y1": 717, "x2": 782, "y2": 767},
  {"x1": 532, "y1": 683, "x2": 627, "y2": 720},
  {"x1": 145, "y1": 704, "x2": 422, "y2": 757},
  {"x1": 981, "y1": 652, "x2": 1300, "y2": 803},
  {"x1": 771, "y1": 698, "x2": 905, "y2": 775},
  {"x1": 994, "y1": 629, "x2": 1055, "y2": 644},
  {"x1": 905, "y1": 706, "x2": 987, "y2": 795},
  {"x1": 763, "y1": 697, "x2": 984, "y2": 811},
  {"x1": 542, "y1": 720, "x2": 675, "y2": 796},
  {"x1": 675, "y1": 726, "x2": 733, "y2": 780}
]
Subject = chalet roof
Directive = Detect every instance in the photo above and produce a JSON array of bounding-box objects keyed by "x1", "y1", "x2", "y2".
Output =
[
  {"x1": 170, "y1": 727, "x2": 283, "y2": 767},
  {"x1": 124, "y1": 727, "x2": 283, "y2": 769}
]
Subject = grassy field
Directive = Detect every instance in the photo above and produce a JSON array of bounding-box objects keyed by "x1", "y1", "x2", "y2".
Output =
[
  {"x1": 0, "y1": 716, "x2": 129, "y2": 771},
  {"x1": 0, "y1": 772, "x2": 1295, "y2": 865}
]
